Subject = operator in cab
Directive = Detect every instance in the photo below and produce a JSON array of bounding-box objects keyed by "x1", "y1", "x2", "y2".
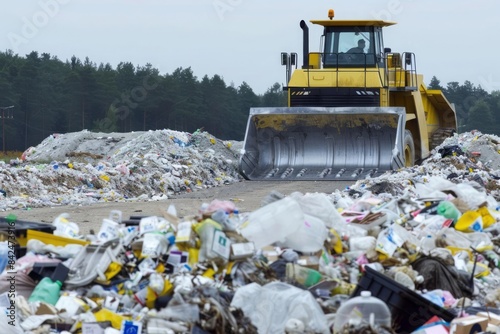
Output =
[{"x1": 347, "y1": 39, "x2": 366, "y2": 53}]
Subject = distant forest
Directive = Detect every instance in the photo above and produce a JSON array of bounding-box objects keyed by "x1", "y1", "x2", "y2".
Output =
[
  {"x1": 0, "y1": 50, "x2": 286, "y2": 152},
  {"x1": 0, "y1": 50, "x2": 498, "y2": 152}
]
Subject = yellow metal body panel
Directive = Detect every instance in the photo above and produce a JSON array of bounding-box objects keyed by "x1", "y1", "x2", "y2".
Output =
[
  {"x1": 388, "y1": 69, "x2": 407, "y2": 87},
  {"x1": 420, "y1": 87, "x2": 457, "y2": 140},
  {"x1": 289, "y1": 68, "x2": 386, "y2": 88},
  {"x1": 308, "y1": 54, "x2": 322, "y2": 69}
]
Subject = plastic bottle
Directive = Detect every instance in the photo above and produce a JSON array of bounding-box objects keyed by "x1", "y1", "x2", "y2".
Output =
[
  {"x1": 97, "y1": 218, "x2": 120, "y2": 242},
  {"x1": 211, "y1": 210, "x2": 234, "y2": 231},
  {"x1": 28, "y1": 277, "x2": 62, "y2": 305},
  {"x1": 436, "y1": 201, "x2": 461, "y2": 223},
  {"x1": 419, "y1": 235, "x2": 436, "y2": 256},
  {"x1": 229, "y1": 209, "x2": 243, "y2": 229},
  {"x1": 333, "y1": 291, "x2": 391, "y2": 333},
  {"x1": 52, "y1": 213, "x2": 80, "y2": 239},
  {"x1": 285, "y1": 263, "x2": 323, "y2": 288},
  {"x1": 193, "y1": 219, "x2": 222, "y2": 261},
  {"x1": 349, "y1": 266, "x2": 360, "y2": 285}
]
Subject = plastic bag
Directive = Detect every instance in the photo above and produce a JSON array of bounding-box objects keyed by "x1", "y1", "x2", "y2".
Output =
[
  {"x1": 0, "y1": 306, "x2": 23, "y2": 334},
  {"x1": 437, "y1": 227, "x2": 493, "y2": 251},
  {"x1": 289, "y1": 192, "x2": 344, "y2": 229},
  {"x1": 153, "y1": 295, "x2": 200, "y2": 323},
  {"x1": 205, "y1": 199, "x2": 236, "y2": 214},
  {"x1": 230, "y1": 282, "x2": 329, "y2": 334},
  {"x1": 349, "y1": 236, "x2": 377, "y2": 253},
  {"x1": 413, "y1": 215, "x2": 449, "y2": 239},
  {"x1": 239, "y1": 197, "x2": 303, "y2": 249},
  {"x1": 423, "y1": 176, "x2": 491, "y2": 210},
  {"x1": 278, "y1": 214, "x2": 327, "y2": 253}
]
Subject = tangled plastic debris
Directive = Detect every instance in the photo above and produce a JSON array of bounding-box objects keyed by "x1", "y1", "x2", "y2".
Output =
[
  {"x1": 0, "y1": 129, "x2": 241, "y2": 211},
  {"x1": 4, "y1": 130, "x2": 500, "y2": 333}
]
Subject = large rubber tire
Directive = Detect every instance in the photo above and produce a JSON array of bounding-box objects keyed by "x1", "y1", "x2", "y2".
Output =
[{"x1": 404, "y1": 130, "x2": 415, "y2": 167}]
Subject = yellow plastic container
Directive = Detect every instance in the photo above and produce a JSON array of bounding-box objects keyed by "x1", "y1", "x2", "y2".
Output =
[
  {"x1": 27, "y1": 230, "x2": 90, "y2": 247},
  {"x1": 455, "y1": 211, "x2": 482, "y2": 232},
  {"x1": 477, "y1": 206, "x2": 495, "y2": 228}
]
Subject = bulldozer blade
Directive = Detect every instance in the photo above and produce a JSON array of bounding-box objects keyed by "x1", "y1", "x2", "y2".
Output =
[{"x1": 239, "y1": 107, "x2": 406, "y2": 181}]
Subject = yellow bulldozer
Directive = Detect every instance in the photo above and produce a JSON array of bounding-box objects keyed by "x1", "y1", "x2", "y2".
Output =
[{"x1": 239, "y1": 9, "x2": 457, "y2": 181}]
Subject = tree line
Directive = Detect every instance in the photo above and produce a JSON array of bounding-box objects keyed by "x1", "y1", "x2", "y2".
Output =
[
  {"x1": 0, "y1": 50, "x2": 498, "y2": 152},
  {"x1": 0, "y1": 50, "x2": 286, "y2": 152},
  {"x1": 428, "y1": 76, "x2": 499, "y2": 135}
]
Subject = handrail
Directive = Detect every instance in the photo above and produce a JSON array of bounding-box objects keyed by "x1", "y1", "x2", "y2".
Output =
[
  {"x1": 385, "y1": 52, "x2": 418, "y2": 91},
  {"x1": 302, "y1": 52, "x2": 418, "y2": 91},
  {"x1": 305, "y1": 52, "x2": 385, "y2": 89}
]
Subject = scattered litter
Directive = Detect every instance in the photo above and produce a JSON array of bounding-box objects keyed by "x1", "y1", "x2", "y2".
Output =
[
  {"x1": 0, "y1": 129, "x2": 241, "y2": 210},
  {"x1": 4, "y1": 130, "x2": 500, "y2": 332}
]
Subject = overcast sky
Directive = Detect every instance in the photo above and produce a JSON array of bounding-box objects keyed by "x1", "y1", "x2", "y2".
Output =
[{"x1": 2, "y1": 0, "x2": 499, "y2": 95}]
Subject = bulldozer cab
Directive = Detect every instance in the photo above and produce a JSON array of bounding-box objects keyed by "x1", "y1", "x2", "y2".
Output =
[
  {"x1": 323, "y1": 25, "x2": 382, "y2": 68},
  {"x1": 239, "y1": 11, "x2": 457, "y2": 181},
  {"x1": 303, "y1": 18, "x2": 395, "y2": 72}
]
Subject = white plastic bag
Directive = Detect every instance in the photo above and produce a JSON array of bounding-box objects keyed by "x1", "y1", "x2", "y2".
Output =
[
  {"x1": 0, "y1": 306, "x2": 24, "y2": 334},
  {"x1": 231, "y1": 282, "x2": 329, "y2": 334},
  {"x1": 289, "y1": 192, "x2": 344, "y2": 229},
  {"x1": 279, "y1": 214, "x2": 328, "y2": 253}
]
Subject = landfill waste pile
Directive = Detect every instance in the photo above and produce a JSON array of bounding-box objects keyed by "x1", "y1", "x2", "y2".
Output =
[
  {"x1": 4, "y1": 130, "x2": 500, "y2": 333},
  {"x1": 0, "y1": 129, "x2": 242, "y2": 211}
]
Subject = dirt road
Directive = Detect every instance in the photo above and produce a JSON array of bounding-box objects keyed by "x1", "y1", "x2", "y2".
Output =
[{"x1": 9, "y1": 180, "x2": 352, "y2": 234}]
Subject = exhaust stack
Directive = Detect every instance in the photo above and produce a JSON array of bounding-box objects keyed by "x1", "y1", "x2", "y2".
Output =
[{"x1": 300, "y1": 20, "x2": 309, "y2": 69}]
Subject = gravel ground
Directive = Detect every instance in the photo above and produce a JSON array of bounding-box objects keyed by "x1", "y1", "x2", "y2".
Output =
[{"x1": 9, "y1": 180, "x2": 352, "y2": 234}]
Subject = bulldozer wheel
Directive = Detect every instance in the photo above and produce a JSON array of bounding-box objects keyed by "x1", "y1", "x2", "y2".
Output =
[
  {"x1": 431, "y1": 128, "x2": 456, "y2": 150},
  {"x1": 404, "y1": 130, "x2": 415, "y2": 167}
]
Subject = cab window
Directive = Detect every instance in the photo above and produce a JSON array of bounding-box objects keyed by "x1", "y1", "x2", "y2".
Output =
[{"x1": 323, "y1": 26, "x2": 379, "y2": 67}]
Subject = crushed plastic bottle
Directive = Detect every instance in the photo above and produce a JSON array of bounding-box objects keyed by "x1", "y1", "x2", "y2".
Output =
[{"x1": 419, "y1": 235, "x2": 436, "y2": 256}]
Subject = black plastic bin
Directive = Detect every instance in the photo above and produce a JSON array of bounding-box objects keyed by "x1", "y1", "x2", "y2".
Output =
[
  {"x1": 0, "y1": 217, "x2": 56, "y2": 259},
  {"x1": 351, "y1": 266, "x2": 456, "y2": 334},
  {"x1": 0, "y1": 217, "x2": 56, "y2": 247}
]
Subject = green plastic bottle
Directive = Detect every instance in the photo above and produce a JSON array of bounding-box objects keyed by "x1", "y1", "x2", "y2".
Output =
[
  {"x1": 28, "y1": 277, "x2": 62, "y2": 305},
  {"x1": 436, "y1": 201, "x2": 461, "y2": 223},
  {"x1": 286, "y1": 263, "x2": 323, "y2": 288}
]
